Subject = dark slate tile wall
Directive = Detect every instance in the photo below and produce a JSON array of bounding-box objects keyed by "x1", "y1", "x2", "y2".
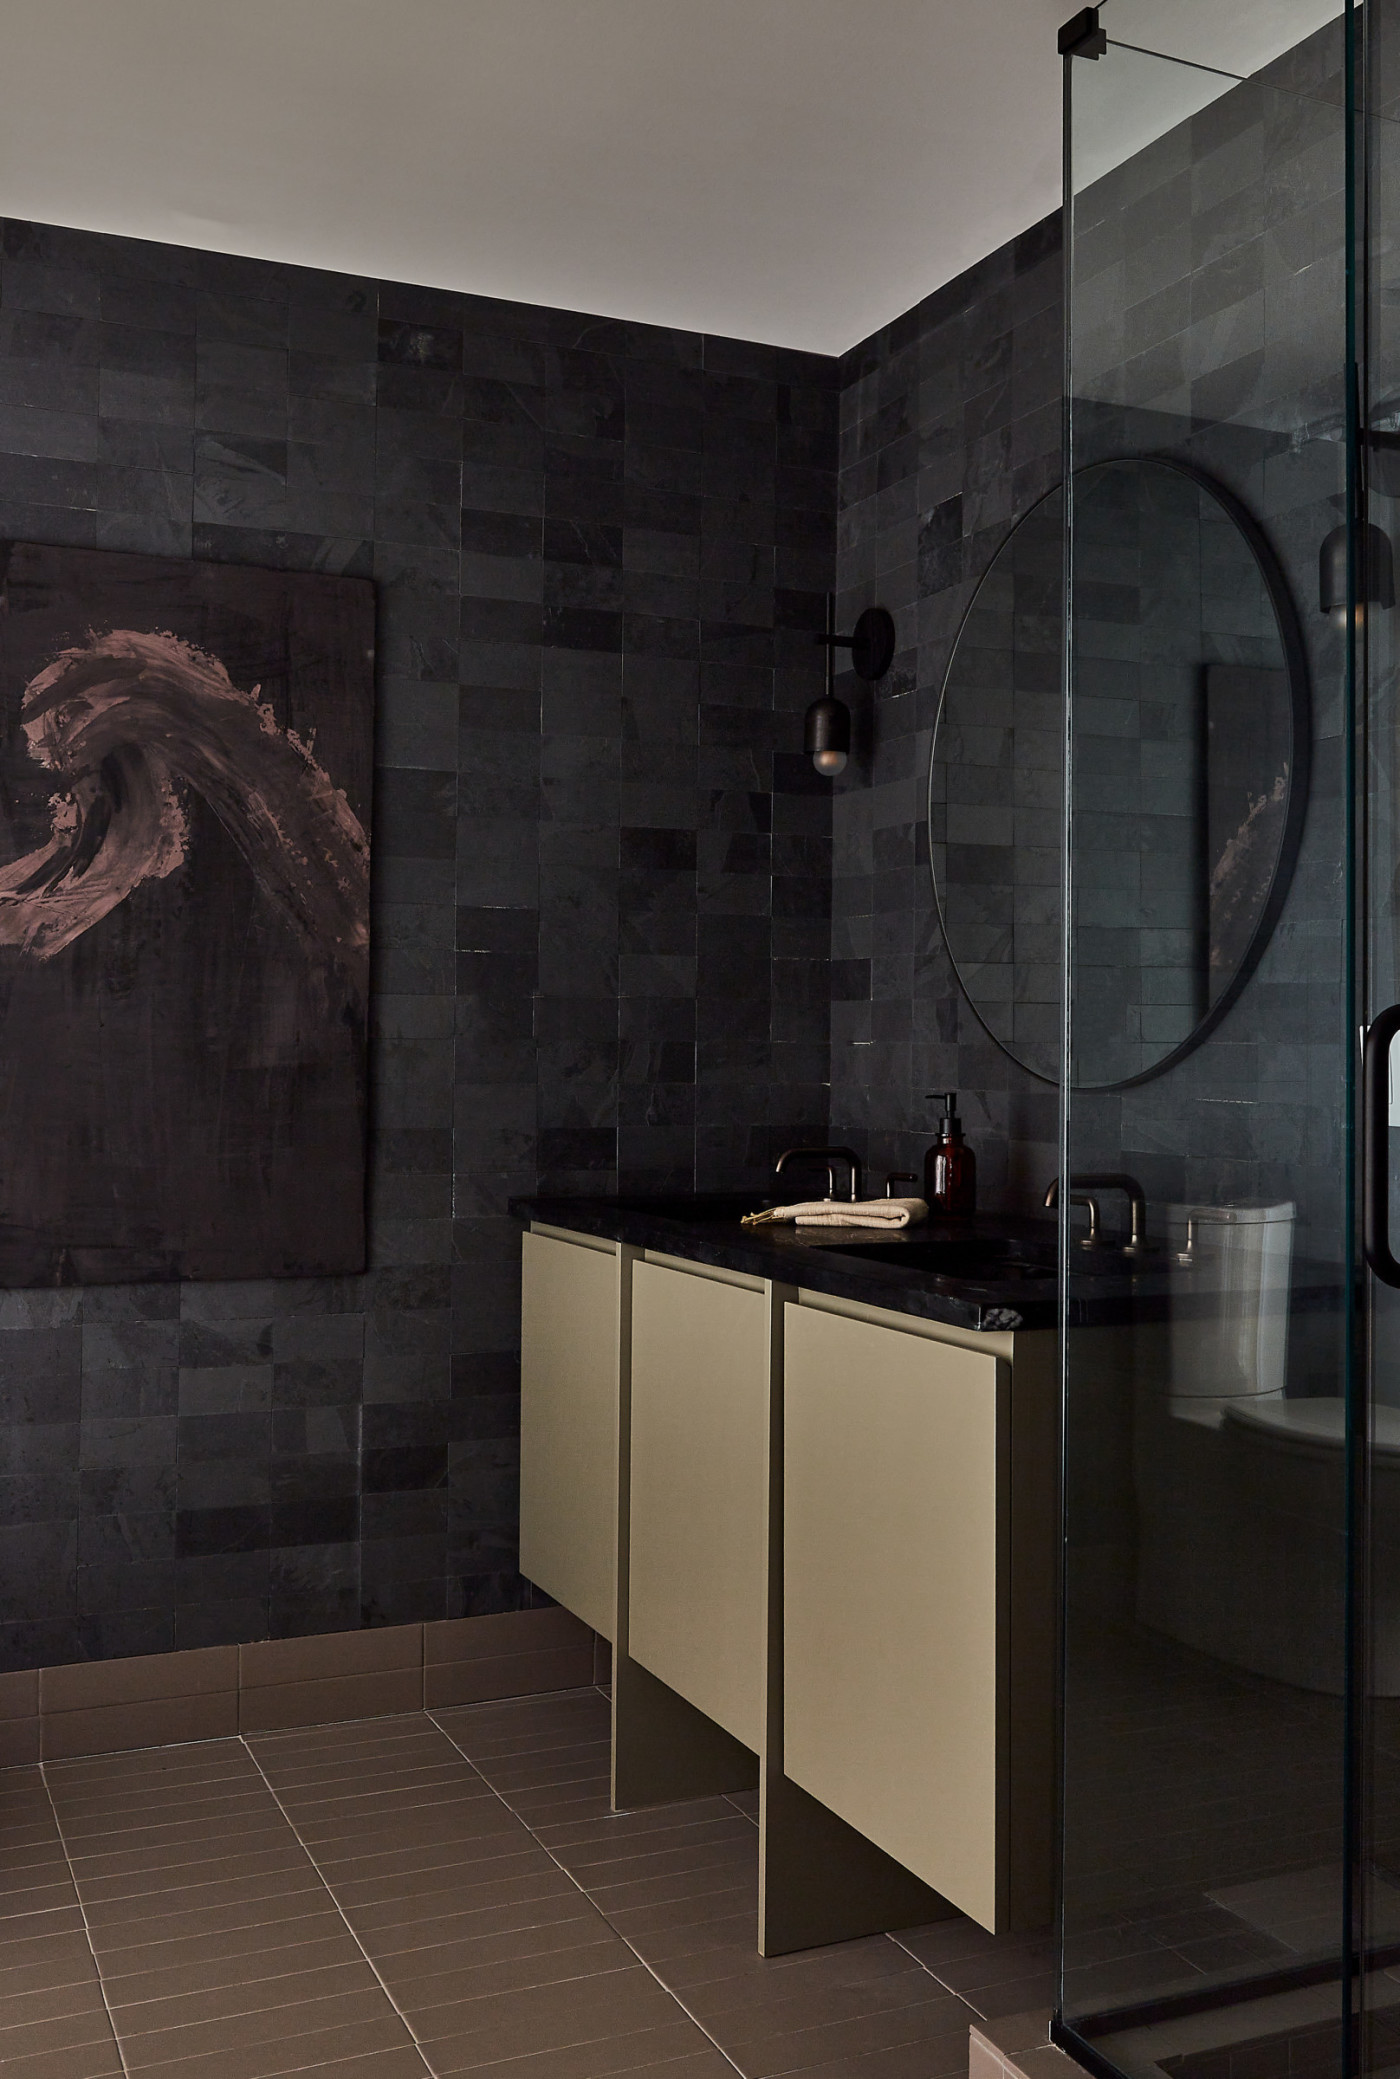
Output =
[
  {"x1": 0, "y1": 217, "x2": 836, "y2": 1670},
  {"x1": 828, "y1": 215, "x2": 1064, "y2": 1209}
]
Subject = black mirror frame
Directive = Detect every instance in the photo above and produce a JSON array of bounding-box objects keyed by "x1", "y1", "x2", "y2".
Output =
[{"x1": 927, "y1": 454, "x2": 1313, "y2": 1092}]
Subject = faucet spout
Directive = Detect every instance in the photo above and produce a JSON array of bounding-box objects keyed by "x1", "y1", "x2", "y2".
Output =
[
  {"x1": 1045, "y1": 1172, "x2": 1147, "y2": 1252},
  {"x1": 775, "y1": 1146, "x2": 865, "y2": 1202}
]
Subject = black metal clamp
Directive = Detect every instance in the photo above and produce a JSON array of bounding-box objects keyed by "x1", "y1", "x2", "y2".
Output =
[{"x1": 1058, "y1": 6, "x2": 1106, "y2": 58}]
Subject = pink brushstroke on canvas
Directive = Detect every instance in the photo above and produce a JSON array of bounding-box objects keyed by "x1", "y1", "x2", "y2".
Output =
[{"x1": 0, "y1": 627, "x2": 369, "y2": 988}]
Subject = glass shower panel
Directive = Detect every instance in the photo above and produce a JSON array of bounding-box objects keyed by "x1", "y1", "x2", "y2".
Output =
[
  {"x1": 1060, "y1": 12, "x2": 1355, "y2": 2079},
  {"x1": 1364, "y1": 5, "x2": 1400, "y2": 2071}
]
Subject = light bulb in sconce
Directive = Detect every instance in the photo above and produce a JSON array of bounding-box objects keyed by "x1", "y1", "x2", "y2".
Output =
[
  {"x1": 1319, "y1": 519, "x2": 1396, "y2": 626},
  {"x1": 804, "y1": 694, "x2": 850, "y2": 775}
]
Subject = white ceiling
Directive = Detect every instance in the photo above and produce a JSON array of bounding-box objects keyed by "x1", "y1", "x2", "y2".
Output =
[
  {"x1": 0, "y1": 0, "x2": 1071, "y2": 356},
  {"x1": 0, "y1": 3, "x2": 1345, "y2": 357}
]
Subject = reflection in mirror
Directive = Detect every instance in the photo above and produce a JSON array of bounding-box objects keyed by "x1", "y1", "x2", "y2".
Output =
[{"x1": 928, "y1": 457, "x2": 1308, "y2": 1089}]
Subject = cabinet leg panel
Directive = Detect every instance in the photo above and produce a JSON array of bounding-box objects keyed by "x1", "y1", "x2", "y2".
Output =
[
  {"x1": 759, "y1": 1765, "x2": 958, "y2": 1956},
  {"x1": 612, "y1": 1652, "x2": 759, "y2": 1809}
]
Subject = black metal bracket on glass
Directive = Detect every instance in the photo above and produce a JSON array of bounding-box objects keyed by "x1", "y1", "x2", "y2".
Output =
[
  {"x1": 813, "y1": 607, "x2": 895, "y2": 683},
  {"x1": 1058, "y1": 6, "x2": 1106, "y2": 58},
  {"x1": 1363, "y1": 1004, "x2": 1400, "y2": 1287}
]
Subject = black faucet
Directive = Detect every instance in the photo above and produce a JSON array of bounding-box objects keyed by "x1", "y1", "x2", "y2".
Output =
[
  {"x1": 774, "y1": 1146, "x2": 864, "y2": 1203},
  {"x1": 1044, "y1": 1173, "x2": 1147, "y2": 1253}
]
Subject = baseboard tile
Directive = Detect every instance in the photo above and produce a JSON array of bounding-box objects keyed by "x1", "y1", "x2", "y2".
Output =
[
  {"x1": 3, "y1": 1606, "x2": 601, "y2": 1765},
  {"x1": 239, "y1": 1665, "x2": 424, "y2": 1734},
  {"x1": 424, "y1": 1642, "x2": 595, "y2": 1709}
]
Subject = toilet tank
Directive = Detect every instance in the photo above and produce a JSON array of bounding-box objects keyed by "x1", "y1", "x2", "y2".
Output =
[{"x1": 1165, "y1": 1200, "x2": 1295, "y2": 1405}]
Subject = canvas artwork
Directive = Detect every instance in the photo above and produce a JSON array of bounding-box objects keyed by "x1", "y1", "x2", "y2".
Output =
[{"x1": 0, "y1": 542, "x2": 374, "y2": 1285}]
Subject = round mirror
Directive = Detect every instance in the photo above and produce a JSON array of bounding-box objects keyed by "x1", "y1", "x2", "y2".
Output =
[{"x1": 928, "y1": 457, "x2": 1309, "y2": 1089}]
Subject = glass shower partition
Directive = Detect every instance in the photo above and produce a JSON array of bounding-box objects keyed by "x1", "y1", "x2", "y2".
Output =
[{"x1": 1059, "y1": 9, "x2": 1359, "y2": 2079}]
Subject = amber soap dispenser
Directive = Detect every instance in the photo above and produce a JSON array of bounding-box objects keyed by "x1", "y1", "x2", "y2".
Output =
[{"x1": 924, "y1": 1091, "x2": 976, "y2": 1215}]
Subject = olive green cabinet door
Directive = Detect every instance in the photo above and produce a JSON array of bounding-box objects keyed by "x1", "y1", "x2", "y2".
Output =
[
  {"x1": 783, "y1": 1301, "x2": 1006, "y2": 1930},
  {"x1": 519, "y1": 1231, "x2": 619, "y2": 1641},
  {"x1": 628, "y1": 1260, "x2": 769, "y2": 1752}
]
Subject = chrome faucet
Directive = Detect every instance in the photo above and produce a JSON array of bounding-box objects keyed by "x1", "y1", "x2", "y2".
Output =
[
  {"x1": 1044, "y1": 1173, "x2": 1147, "y2": 1254},
  {"x1": 775, "y1": 1146, "x2": 864, "y2": 1203}
]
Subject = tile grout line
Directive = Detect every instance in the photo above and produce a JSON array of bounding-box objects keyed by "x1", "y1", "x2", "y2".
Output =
[
  {"x1": 38, "y1": 1758, "x2": 133, "y2": 2079},
  {"x1": 886, "y1": 1928, "x2": 992, "y2": 2018},
  {"x1": 238, "y1": 1731, "x2": 439, "y2": 2079},
  {"x1": 425, "y1": 1701, "x2": 751, "y2": 2079}
]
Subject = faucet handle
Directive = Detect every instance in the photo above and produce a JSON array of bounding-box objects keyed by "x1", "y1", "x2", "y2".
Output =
[{"x1": 884, "y1": 1171, "x2": 919, "y2": 1198}]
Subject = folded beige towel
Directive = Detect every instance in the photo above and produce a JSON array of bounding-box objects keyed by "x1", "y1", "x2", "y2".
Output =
[{"x1": 742, "y1": 1197, "x2": 928, "y2": 1230}]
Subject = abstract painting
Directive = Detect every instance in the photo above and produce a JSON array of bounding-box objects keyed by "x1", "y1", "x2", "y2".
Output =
[{"x1": 0, "y1": 542, "x2": 374, "y2": 1285}]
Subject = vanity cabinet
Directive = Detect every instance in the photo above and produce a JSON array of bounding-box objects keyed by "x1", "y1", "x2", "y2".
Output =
[
  {"x1": 628, "y1": 1257, "x2": 770, "y2": 1751},
  {"x1": 516, "y1": 1218, "x2": 1056, "y2": 1949},
  {"x1": 783, "y1": 1295, "x2": 1057, "y2": 1933},
  {"x1": 518, "y1": 1228, "x2": 621, "y2": 1641}
]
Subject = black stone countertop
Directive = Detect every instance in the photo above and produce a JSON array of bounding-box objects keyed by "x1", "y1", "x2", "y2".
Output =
[
  {"x1": 510, "y1": 1194, "x2": 1350, "y2": 1336},
  {"x1": 511, "y1": 1193, "x2": 1062, "y2": 1333}
]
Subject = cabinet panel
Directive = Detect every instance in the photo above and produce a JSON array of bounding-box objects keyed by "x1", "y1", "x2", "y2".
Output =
[
  {"x1": 519, "y1": 1231, "x2": 619, "y2": 1641},
  {"x1": 628, "y1": 1260, "x2": 769, "y2": 1752},
  {"x1": 783, "y1": 1300, "x2": 1005, "y2": 1930}
]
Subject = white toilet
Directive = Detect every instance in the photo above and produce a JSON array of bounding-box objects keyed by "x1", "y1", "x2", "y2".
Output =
[{"x1": 1134, "y1": 1202, "x2": 1400, "y2": 1695}]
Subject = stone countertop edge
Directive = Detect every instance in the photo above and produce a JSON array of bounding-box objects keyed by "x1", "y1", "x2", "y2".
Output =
[{"x1": 509, "y1": 1195, "x2": 1052, "y2": 1333}]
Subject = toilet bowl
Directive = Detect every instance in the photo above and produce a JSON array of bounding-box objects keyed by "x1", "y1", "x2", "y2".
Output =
[{"x1": 1132, "y1": 1202, "x2": 1400, "y2": 1693}]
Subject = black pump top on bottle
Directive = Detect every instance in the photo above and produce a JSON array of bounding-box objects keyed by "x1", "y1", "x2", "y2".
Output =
[{"x1": 930, "y1": 1091, "x2": 961, "y2": 1133}]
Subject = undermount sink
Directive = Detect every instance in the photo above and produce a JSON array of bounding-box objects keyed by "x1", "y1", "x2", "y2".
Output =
[{"x1": 826, "y1": 1235, "x2": 1059, "y2": 1282}]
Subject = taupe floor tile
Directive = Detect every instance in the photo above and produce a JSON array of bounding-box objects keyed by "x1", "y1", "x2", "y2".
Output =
[
  {"x1": 84, "y1": 1879, "x2": 334, "y2": 1955},
  {"x1": 424, "y1": 2023, "x2": 723, "y2": 2079},
  {"x1": 64, "y1": 1820, "x2": 297, "y2": 1884},
  {"x1": 0, "y1": 1982, "x2": 113, "y2": 2040},
  {"x1": 118, "y1": 2015, "x2": 423, "y2": 2079},
  {"x1": 325, "y1": 1840, "x2": 560, "y2": 1908},
  {"x1": 117, "y1": 1984, "x2": 406, "y2": 2069},
  {"x1": 534, "y1": 1797, "x2": 738, "y2": 1850},
  {"x1": 335, "y1": 1861, "x2": 577, "y2": 1939},
  {"x1": 76, "y1": 1844, "x2": 314, "y2": 1909},
  {"x1": 0, "y1": 1879, "x2": 86, "y2": 1920},
  {"x1": 684, "y1": 1964, "x2": 960, "y2": 2036},
  {"x1": 300, "y1": 1799, "x2": 524, "y2": 1858},
  {"x1": 410, "y1": 1960, "x2": 683, "y2": 2056},
  {"x1": 545, "y1": 1812, "x2": 756, "y2": 1872},
  {"x1": 110, "y1": 1956, "x2": 384, "y2": 2037},
  {"x1": 373, "y1": 1908, "x2": 617, "y2": 1991},
  {"x1": 391, "y1": 1931, "x2": 636, "y2": 2017},
  {"x1": 674, "y1": 1936, "x2": 935, "y2": 2011},
  {"x1": 605, "y1": 1888, "x2": 758, "y2": 1954},
  {"x1": 714, "y1": 1996, "x2": 976, "y2": 2079},
  {"x1": 0, "y1": 2000, "x2": 121, "y2": 2065},
  {"x1": 774, "y1": 2035, "x2": 975, "y2": 2079},
  {"x1": 582, "y1": 1854, "x2": 761, "y2": 1917},
  {"x1": 96, "y1": 1904, "x2": 349, "y2": 1974},
  {"x1": 0, "y1": 1931, "x2": 101, "y2": 1997},
  {"x1": 102, "y1": 1927, "x2": 364, "y2": 2007},
  {"x1": 81, "y1": 1865, "x2": 327, "y2": 1938},
  {"x1": 0, "y1": 2043, "x2": 124, "y2": 2079},
  {"x1": 0, "y1": 1906, "x2": 89, "y2": 1944}
]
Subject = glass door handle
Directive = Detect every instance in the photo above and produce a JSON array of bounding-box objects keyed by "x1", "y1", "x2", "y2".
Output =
[{"x1": 1363, "y1": 1004, "x2": 1400, "y2": 1287}]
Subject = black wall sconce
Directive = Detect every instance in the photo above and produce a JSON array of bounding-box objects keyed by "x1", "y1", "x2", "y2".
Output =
[
  {"x1": 805, "y1": 597, "x2": 896, "y2": 776},
  {"x1": 1319, "y1": 519, "x2": 1396, "y2": 626}
]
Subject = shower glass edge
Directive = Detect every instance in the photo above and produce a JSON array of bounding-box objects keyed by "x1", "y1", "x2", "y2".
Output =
[{"x1": 1056, "y1": 9, "x2": 1359, "y2": 2079}]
